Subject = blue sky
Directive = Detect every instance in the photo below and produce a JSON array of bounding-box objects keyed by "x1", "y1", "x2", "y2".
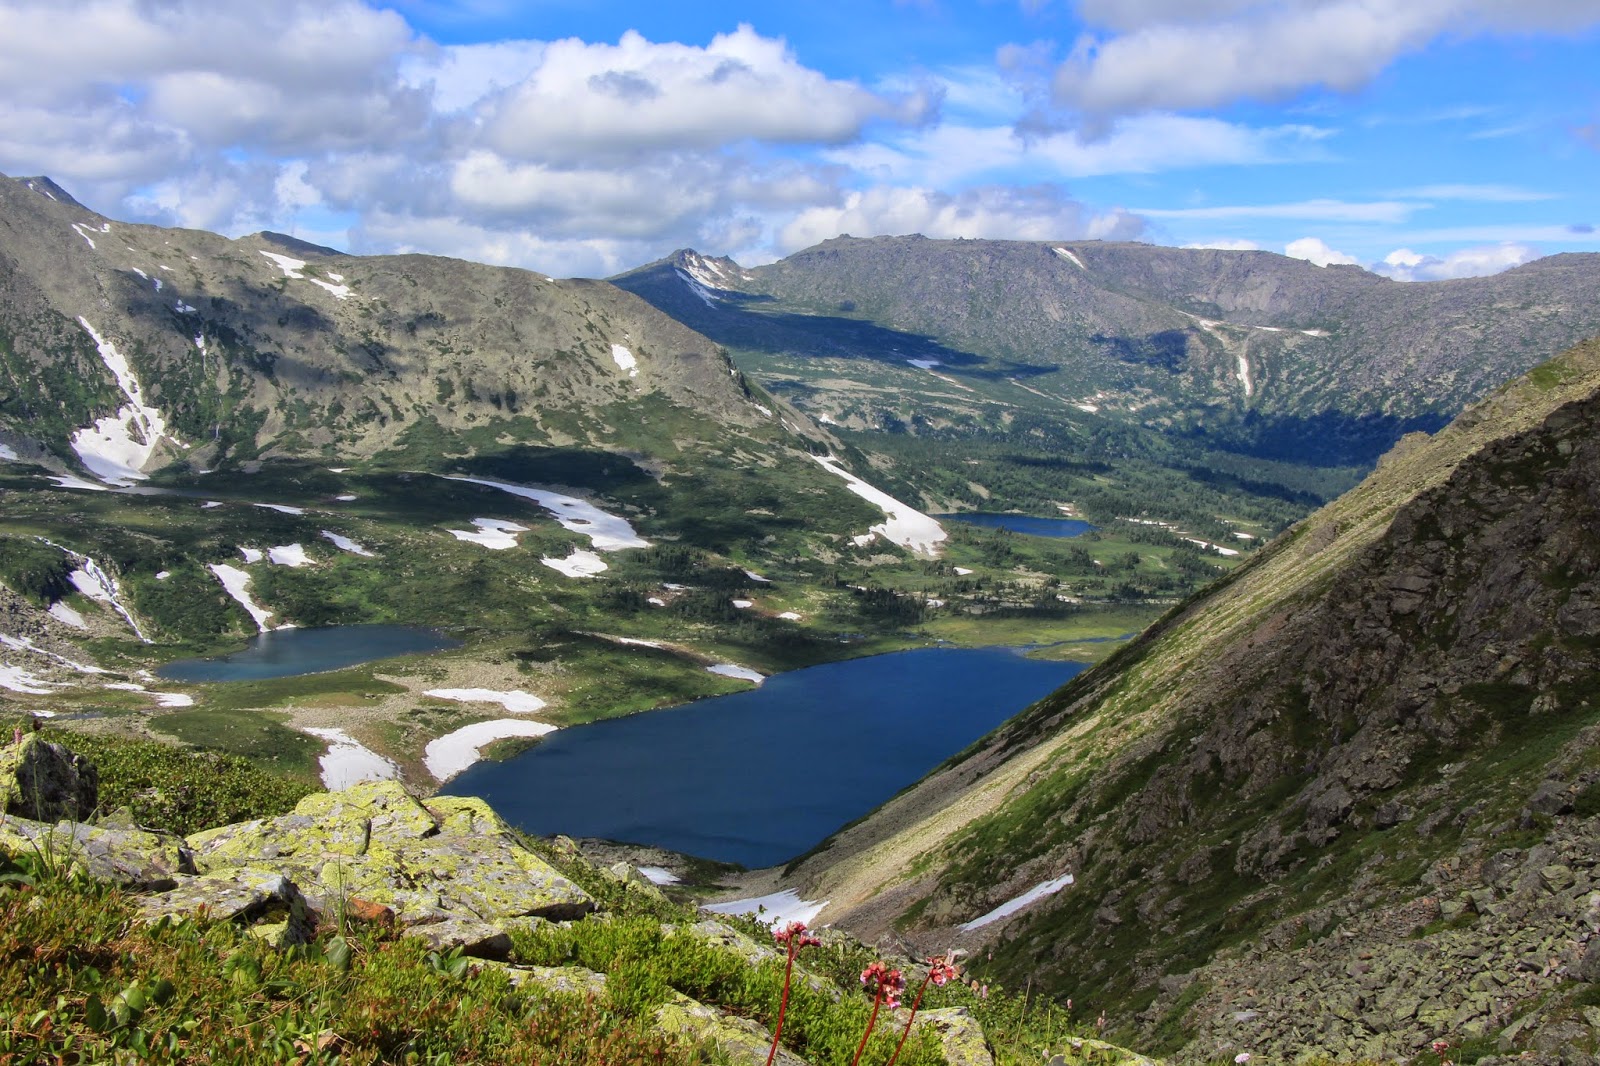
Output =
[{"x1": 1, "y1": 1, "x2": 1596, "y2": 278}]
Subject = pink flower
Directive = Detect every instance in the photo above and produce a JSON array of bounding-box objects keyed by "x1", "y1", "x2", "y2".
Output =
[
  {"x1": 773, "y1": 920, "x2": 821, "y2": 949},
  {"x1": 927, "y1": 956, "x2": 960, "y2": 986},
  {"x1": 1236, "y1": 1054, "x2": 1252, "y2": 1064}
]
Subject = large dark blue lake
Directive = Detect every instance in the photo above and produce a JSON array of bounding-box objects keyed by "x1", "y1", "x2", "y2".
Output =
[
  {"x1": 941, "y1": 512, "x2": 1095, "y2": 538},
  {"x1": 156, "y1": 625, "x2": 460, "y2": 682},
  {"x1": 443, "y1": 646, "x2": 1086, "y2": 868}
]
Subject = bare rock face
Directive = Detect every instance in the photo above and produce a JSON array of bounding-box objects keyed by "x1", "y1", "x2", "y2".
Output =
[{"x1": 0, "y1": 733, "x2": 97, "y2": 822}]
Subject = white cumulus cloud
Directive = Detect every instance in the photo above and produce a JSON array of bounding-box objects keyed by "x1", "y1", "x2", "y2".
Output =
[
  {"x1": 778, "y1": 184, "x2": 1145, "y2": 252},
  {"x1": 1374, "y1": 241, "x2": 1540, "y2": 280},
  {"x1": 1054, "y1": 0, "x2": 1600, "y2": 117},
  {"x1": 1284, "y1": 236, "x2": 1359, "y2": 266}
]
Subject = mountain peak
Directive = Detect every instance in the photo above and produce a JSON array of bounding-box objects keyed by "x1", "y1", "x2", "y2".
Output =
[
  {"x1": 14, "y1": 175, "x2": 86, "y2": 210},
  {"x1": 250, "y1": 230, "x2": 345, "y2": 258}
]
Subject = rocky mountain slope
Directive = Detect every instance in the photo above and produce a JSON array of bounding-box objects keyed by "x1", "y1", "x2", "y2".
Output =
[
  {"x1": 0, "y1": 172, "x2": 826, "y2": 476},
  {"x1": 614, "y1": 240, "x2": 1600, "y2": 468},
  {"x1": 776, "y1": 337, "x2": 1600, "y2": 1063}
]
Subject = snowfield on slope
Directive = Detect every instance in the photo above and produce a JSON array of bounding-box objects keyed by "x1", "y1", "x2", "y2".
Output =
[
  {"x1": 958, "y1": 873, "x2": 1075, "y2": 931},
  {"x1": 441, "y1": 475, "x2": 648, "y2": 551},
  {"x1": 811, "y1": 455, "x2": 946, "y2": 556},
  {"x1": 70, "y1": 318, "x2": 180, "y2": 486},
  {"x1": 424, "y1": 720, "x2": 559, "y2": 782},
  {"x1": 423, "y1": 688, "x2": 549, "y2": 715},
  {"x1": 702, "y1": 889, "x2": 829, "y2": 929},
  {"x1": 302, "y1": 727, "x2": 399, "y2": 790}
]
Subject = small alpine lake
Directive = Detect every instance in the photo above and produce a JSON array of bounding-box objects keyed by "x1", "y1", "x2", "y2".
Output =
[
  {"x1": 443, "y1": 645, "x2": 1087, "y2": 868},
  {"x1": 156, "y1": 624, "x2": 461, "y2": 682},
  {"x1": 940, "y1": 512, "x2": 1095, "y2": 538}
]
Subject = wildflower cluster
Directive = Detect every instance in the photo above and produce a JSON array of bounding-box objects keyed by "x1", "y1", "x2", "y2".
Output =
[{"x1": 859, "y1": 961, "x2": 906, "y2": 1009}]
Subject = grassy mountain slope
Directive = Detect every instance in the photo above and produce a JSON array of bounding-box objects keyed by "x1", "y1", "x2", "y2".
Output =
[{"x1": 780, "y1": 337, "x2": 1600, "y2": 1061}]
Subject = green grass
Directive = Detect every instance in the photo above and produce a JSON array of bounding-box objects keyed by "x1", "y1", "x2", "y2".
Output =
[{"x1": 148, "y1": 708, "x2": 322, "y2": 780}]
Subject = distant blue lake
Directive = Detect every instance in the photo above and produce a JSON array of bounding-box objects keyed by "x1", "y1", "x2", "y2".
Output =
[
  {"x1": 444, "y1": 646, "x2": 1086, "y2": 867},
  {"x1": 157, "y1": 624, "x2": 460, "y2": 682},
  {"x1": 941, "y1": 512, "x2": 1095, "y2": 538}
]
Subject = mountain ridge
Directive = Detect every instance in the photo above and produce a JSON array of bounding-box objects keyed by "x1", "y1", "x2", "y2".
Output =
[{"x1": 771, "y1": 335, "x2": 1600, "y2": 1060}]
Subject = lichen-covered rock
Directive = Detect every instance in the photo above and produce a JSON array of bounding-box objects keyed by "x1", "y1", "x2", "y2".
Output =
[
  {"x1": 405, "y1": 917, "x2": 513, "y2": 960},
  {"x1": 136, "y1": 867, "x2": 315, "y2": 946},
  {"x1": 0, "y1": 734, "x2": 97, "y2": 822},
  {"x1": 911, "y1": 1007, "x2": 995, "y2": 1066},
  {"x1": 0, "y1": 815, "x2": 186, "y2": 888},
  {"x1": 654, "y1": 992, "x2": 810, "y2": 1066},
  {"x1": 480, "y1": 963, "x2": 608, "y2": 997},
  {"x1": 1048, "y1": 1037, "x2": 1161, "y2": 1066},
  {"x1": 183, "y1": 780, "x2": 593, "y2": 926}
]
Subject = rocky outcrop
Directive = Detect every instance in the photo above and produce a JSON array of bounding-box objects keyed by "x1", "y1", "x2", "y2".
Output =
[
  {"x1": 179, "y1": 781, "x2": 594, "y2": 934},
  {"x1": 0, "y1": 733, "x2": 97, "y2": 821}
]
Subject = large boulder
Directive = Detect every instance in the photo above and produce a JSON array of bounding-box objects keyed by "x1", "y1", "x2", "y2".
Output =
[
  {"x1": 183, "y1": 780, "x2": 593, "y2": 925},
  {"x1": 0, "y1": 816, "x2": 187, "y2": 888},
  {"x1": 0, "y1": 734, "x2": 97, "y2": 822}
]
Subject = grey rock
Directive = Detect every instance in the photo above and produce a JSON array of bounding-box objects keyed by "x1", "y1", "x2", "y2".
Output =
[
  {"x1": 404, "y1": 917, "x2": 513, "y2": 960},
  {"x1": 0, "y1": 735, "x2": 97, "y2": 822}
]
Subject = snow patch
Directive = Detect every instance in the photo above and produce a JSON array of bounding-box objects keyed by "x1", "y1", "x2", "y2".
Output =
[
  {"x1": 320, "y1": 530, "x2": 374, "y2": 557},
  {"x1": 334, "y1": 494, "x2": 357, "y2": 502},
  {"x1": 441, "y1": 475, "x2": 648, "y2": 551},
  {"x1": 743, "y1": 570, "x2": 771, "y2": 583},
  {"x1": 1052, "y1": 246, "x2": 1086, "y2": 270},
  {"x1": 239, "y1": 547, "x2": 264, "y2": 563},
  {"x1": 1237, "y1": 353, "x2": 1253, "y2": 398},
  {"x1": 706, "y1": 663, "x2": 764, "y2": 684},
  {"x1": 647, "y1": 596, "x2": 666, "y2": 606},
  {"x1": 732, "y1": 599, "x2": 753, "y2": 609},
  {"x1": 254, "y1": 503, "x2": 305, "y2": 515},
  {"x1": 267, "y1": 544, "x2": 310, "y2": 567},
  {"x1": 208, "y1": 563, "x2": 272, "y2": 632},
  {"x1": 70, "y1": 318, "x2": 179, "y2": 486},
  {"x1": 153, "y1": 692, "x2": 194, "y2": 708},
  {"x1": 811, "y1": 455, "x2": 947, "y2": 556},
  {"x1": 542, "y1": 549, "x2": 608, "y2": 578},
  {"x1": 907, "y1": 358, "x2": 942, "y2": 370},
  {"x1": 48, "y1": 602, "x2": 87, "y2": 629},
  {"x1": 610, "y1": 344, "x2": 639, "y2": 377},
  {"x1": 638, "y1": 866, "x2": 680, "y2": 885},
  {"x1": 0, "y1": 444, "x2": 17, "y2": 461},
  {"x1": 447, "y1": 518, "x2": 528, "y2": 549},
  {"x1": 425, "y1": 720, "x2": 558, "y2": 782},
  {"x1": 302, "y1": 727, "x2": 399, "y2": 791},
  {"x1": 702, "y1": 889, "x2": 827, "y2": 929},
  {"x1": 70, "y1": 223, "x2": 97, "y2": 248},
  {"x1": 259, "y1": 250, "x2": 307, "y2": 277},
  {"x1": 0, "y1": 666, "x2": 60, "y2": 694},
  {"x1": 423, "y1": 688, "x2": 548, "y2": 715},
  {"x1": 64, "y1": 552, "x2": 148, "y2": 641},
  {"x1": 778, "y1": 611, "x2": 802, "y2": 621},
  {"x1": 307, "y1": 277, "x2": 351, "y2": 300},
  {"x1": 1073, "y1": 403, "x2": 1099, "y2": 413},
  {"x1": 0, "y1": 632, "x2": 106, "y2": 675},
  {"x1": 1301, "y1": 329, "x2": 1329, "y2": 337},
  {"x1": 959, "y1": 873, "x2": 1075, "y2": 931},
  {"x1": 752, "y1": 403, "x2": 773, "y2": 417},
  {"x1": 176, "y1": 301, "x2": 197, "y2": 314},
  {"x1": 954, "y1": 566, "x2": 974, "y2": 575},
  {"x1": 45, "y1": 474, "x2": 110, "y2": 492},
  {"x1": 155, "y1": 570, "x2": 171, "y2": 580}
]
